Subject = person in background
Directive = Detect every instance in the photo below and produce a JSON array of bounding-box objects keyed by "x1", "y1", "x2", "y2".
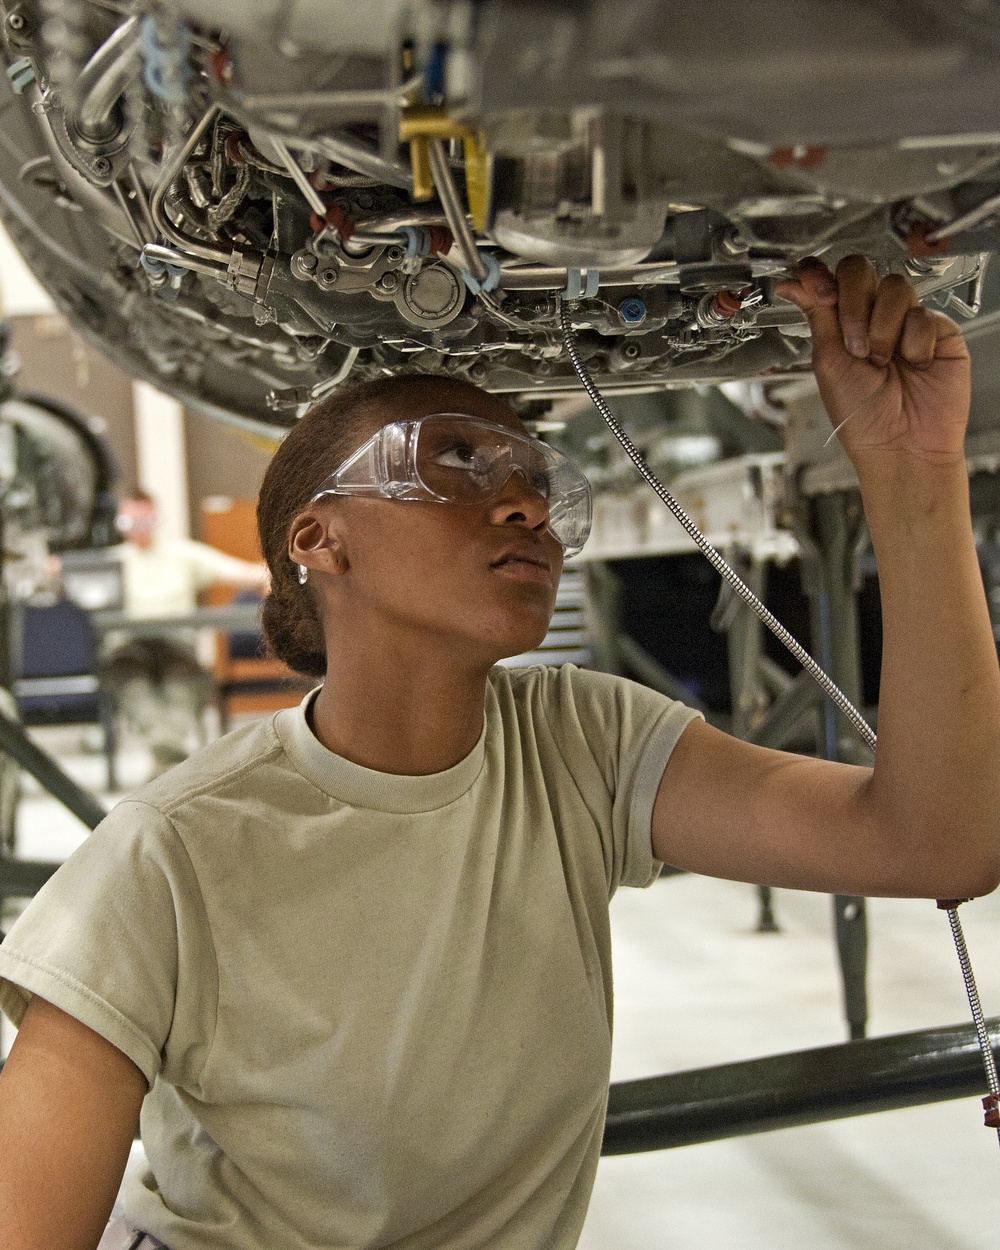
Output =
[{"x1": 100, "y1": 490, "x2": 268, "y2": 775}]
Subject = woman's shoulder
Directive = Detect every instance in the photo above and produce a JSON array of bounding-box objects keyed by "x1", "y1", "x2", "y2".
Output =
[
  {"x1": 126, "y1": 711, "x2": 288, "y2": 815},
  {"x1": 488, "y1": 662, "x2": 698, "y2": 745}
]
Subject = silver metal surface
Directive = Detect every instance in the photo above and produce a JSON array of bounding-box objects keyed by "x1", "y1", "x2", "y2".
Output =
[
  {"x1": 148, "y1": 103, "x2": 232, "y2": 266},
  {"x1": 141, "y1": 242, "x2": 228, "y2": 278},
  {"x1": 270, "y1": 136, "x2": 328, "y2": 217},
  {"x1": 72, "y1": 15, "x2": 141, "y2": 144},
  {"x1": 929, "y1": 194, "x2": 1000, "y2": 242},
  {"x1": 427, "y1": 138, "x2": 487, "y2": 285}
]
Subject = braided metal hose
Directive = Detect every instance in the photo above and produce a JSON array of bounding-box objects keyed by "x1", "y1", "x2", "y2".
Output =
[{"x1": 558, "y1": 301, "x2": 1000, "y2": 1136}]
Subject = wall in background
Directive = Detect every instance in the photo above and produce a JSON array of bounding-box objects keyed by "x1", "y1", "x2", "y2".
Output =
[
  {"x1": 184, "y1": 406, "x2": 275, "y2": 540},
  {"x1": 8, "y1": 315, "x2": 138, "y2": 494}
]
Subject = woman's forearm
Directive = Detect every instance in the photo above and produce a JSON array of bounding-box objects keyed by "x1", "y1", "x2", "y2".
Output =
[{"x1": 858, "y1": 450, "x2": 1000, "y2": 893}]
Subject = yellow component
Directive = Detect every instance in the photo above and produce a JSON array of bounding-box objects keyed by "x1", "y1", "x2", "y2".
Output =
[
  {"x1": 409, "y1": 136, "x2": 434, "y2": 201},
  {"x1": 399, "y1": 105, "x2": 474, "y2": 142},
  {"x1": 463, "y1": 132, "x2": 490, "y2": 233}
]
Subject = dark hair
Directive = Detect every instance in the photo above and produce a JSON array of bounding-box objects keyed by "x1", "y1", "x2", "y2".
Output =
[
  {"x1": 257, "y1": 373, "x2": 492, "y2": 677},
  {"x1": 122, "y1": 489, "x2": 155, "y2": 505}
]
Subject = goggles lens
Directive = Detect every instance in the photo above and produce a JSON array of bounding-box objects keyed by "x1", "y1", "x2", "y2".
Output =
[{"x1": 313, "y1": 414, "x2": 592, "y2": 555}]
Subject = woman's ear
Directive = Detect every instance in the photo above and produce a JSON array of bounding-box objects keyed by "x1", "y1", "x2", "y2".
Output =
[{"x1": 288, "y1": 508, "x2": 348, "y2": 577}]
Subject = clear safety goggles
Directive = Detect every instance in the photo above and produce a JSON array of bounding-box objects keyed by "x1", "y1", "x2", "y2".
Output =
[{"x1": 310, "y1": 414, "x2": 593, "y2": 556}]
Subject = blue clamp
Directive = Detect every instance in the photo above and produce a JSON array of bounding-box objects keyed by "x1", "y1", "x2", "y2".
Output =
[
  {"x1": 400, "y1": 225, "x2": 431, "y2": 275},
  {"x1": 139, "y1": 249, "x2": 188, "y2": 299},
  {"x1": 461, "y1": 250, "x2": 501, "y2": 295},
  {"x1": 6, "y1": 57, "x2": 35, "y2": 95},
  {"x1": 563, "y1": 269, "x2": 600, "y2": 300},
  {"x1": 140, "y1": 17, "x2": 190, "y2": 103}
]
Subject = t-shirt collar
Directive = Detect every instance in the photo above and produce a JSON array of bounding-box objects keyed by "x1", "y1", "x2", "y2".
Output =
[{"x1": 275, "y1": 688, "x2": 488, "y2": 813}]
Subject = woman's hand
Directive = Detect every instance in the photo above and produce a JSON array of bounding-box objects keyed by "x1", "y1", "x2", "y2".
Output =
[{"x1": 774, "y1": 255, "x2": 971, "y2": 468}]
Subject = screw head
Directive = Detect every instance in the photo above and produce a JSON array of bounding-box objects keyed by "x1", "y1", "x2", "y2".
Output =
[
  {"x1": 7, "y1": 13, "x2": 25, "y2": 30},
  {"x1": 319, "y1": 268, "x2": 339, "y2": 286},
  {"x1": 377, "y1": 272, "x2": 399, "y2": 293},
  {"x1": 621, "y1": 341, "x2": 641, "y2": 359},
  {"x1": 386, "y1": 245, "x2": 404, "y2": 263},
  {"x1": 92, "y1": 156, "x2": 112, "y2": 178}
]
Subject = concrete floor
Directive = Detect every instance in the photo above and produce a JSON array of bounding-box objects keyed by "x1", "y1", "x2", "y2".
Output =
[{"x1": 4, "y1": 721, "x2": 1000, "y2": 1249}]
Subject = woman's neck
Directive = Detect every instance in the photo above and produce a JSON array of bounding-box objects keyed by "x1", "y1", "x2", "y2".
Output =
[{"x1": 310, "y1": 640, "x2": 491, "y2": 776}]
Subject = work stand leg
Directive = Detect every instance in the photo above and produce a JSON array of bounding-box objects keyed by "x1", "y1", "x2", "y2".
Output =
[
  {"x1": 715, "y1": 555, "x2": 785, "y2": 935},
  {"x1": 797, "y1": 490, "x2": 871, "y2": 1040}
]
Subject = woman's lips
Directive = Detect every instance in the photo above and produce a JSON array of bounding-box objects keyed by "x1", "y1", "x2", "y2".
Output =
[{"x1": 491, "y1": 556, "x2": 553, "y2": 585}]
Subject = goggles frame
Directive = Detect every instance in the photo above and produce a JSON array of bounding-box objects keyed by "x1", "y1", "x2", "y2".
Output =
[{"x1": 309, "y1": 414, "x2": 592, "y2": 555}]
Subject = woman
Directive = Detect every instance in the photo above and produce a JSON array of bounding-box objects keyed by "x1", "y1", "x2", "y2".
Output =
[{"x1": 0, "y1": 255, "x2": 996, "y2": 1250}]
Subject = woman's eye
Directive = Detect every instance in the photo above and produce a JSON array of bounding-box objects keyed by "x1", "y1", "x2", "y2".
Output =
[
  {"x1": 434, "y1": 441, "x2": 479, "y2": 469},
  {"x1": 530, "y1": 471, "x2": 551, "y2": 498}
]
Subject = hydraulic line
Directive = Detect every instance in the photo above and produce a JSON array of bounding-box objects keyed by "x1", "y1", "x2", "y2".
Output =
[{"x1": 558, "y1": 301, "x2": 1000, "y2": 1145}]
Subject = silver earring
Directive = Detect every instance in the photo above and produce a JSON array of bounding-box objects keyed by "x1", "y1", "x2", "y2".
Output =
[{"x1": 297, "y1": 564, "x2": 309, "y2": 585}]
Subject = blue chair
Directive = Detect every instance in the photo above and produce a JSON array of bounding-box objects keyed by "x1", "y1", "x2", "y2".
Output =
[{"x1": 15, "y1": 598, "x2": 118, "y2": 790}]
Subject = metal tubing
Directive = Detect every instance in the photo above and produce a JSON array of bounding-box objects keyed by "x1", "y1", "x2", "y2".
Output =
[
  {"x1": 149, "y1": 104, "x2": 232, "y2": 266},
  {"x1": 239, "y1": 89, "x2": 403, "y2": 112},
  {"x1": 602, "y1": 1017, "x2": 998, "y2": 1154},
  {"x1": 0, "y1": 708, "x2": 106, "y2": 830},
  {"x1": 73, "y1": 15, "x2": 142, "y2": 144},
  {"x1": 269, "y1": 136, "x2": 327, "y2": 217},
  {"x1": 929, "y1": 193, "x2": 1000, "y2": 243},
  {"x1": 141, "y1": 242, "x2": 228, "y2": 279},
  {"x1": 501, "y1": 262, "x2": 682, "y2": 291},
  {"x1": 426, "y1": 138, "x2": 488, "y2": 285}
]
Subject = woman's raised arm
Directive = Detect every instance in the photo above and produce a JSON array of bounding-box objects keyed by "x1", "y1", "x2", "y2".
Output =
[
  {"x1": 0, "y1": 995, "x2": 147, "y2": 1250},
  {"x1": 650, "y1": 256, "x2": 1000, "y2": 901}
]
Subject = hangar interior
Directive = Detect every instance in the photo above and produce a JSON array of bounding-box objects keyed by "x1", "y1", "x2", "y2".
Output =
[{"x1": 0, "y1": 3, "x2": 999, "y2": 1248}]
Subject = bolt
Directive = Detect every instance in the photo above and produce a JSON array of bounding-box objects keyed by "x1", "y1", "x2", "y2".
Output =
[
  {"x1": 92, "y1": 156, "x2": 112, "y2": 178},
  {"x1": 7, "y1": 12, "x2": 24, "y2": 30},
  {"x1": 386, "y1": 245, "x2": 404, "y2": 263},
  {"x1": 319, "y1": 268, "x2": 339, "y2": 286},
  {"x1": 621, "y1": 341, "x2": 641, "y2": 360},
  {"x1": 618, "y1": 297, "x2": 646, "y2": 326},
  {"x1": 377, "y1": 272, "x2": 399, "y2": 293},
  {"x1": 355, "y1": 193, "x2": 374, "y2": 210}
]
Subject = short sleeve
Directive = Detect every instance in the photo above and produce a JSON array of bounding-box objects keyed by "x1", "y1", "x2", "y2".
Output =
[
  {"x1": 0, "y1": 800, "x2": 211, "y2": 1086},
  {"x1": 538, "y1": 665, "x2": 703, "y2": 890}
]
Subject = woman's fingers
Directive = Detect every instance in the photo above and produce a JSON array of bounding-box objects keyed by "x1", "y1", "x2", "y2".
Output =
[
  {"x1": 835, "y1": 255, "x2": 879, "y2": 358},
  {"x1": 898, "y1": 305, "x2": 938, "y2": 368},
  {"x1": 868, "y1": 274, "x2": 920, "y2": 366}
]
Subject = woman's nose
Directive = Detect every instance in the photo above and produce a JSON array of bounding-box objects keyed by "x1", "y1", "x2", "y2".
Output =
[{"x1": 487, "y1": 467, "x2": 551, "y2": 532}]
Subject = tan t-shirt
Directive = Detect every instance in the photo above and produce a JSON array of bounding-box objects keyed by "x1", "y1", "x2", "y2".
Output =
[{"x1": 0, "y1": 665, "x2": 700, "y2": 1250}]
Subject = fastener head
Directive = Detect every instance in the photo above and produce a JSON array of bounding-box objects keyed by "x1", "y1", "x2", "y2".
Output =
[{"x1": 618, "y1": 298, "x2": 647, "y2": 325}]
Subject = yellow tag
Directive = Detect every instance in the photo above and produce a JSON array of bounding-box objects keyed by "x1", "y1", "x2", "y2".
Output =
[
  {"x1": 463, "y1": 132, "x2": 490, "y2": 233},
  {"x1": 409, "y1": 137, "x2": 434, "y2": 201}
]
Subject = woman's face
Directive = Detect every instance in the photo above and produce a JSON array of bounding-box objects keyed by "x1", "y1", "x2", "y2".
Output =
[{"x1": 305, "y1": 386, "x2": 564, "y2": 667}]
